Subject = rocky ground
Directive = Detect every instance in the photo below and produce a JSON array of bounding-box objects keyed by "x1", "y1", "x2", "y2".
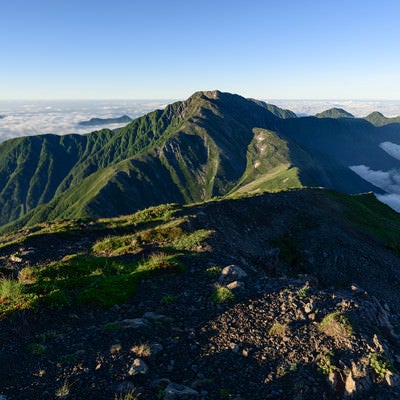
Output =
[{"x1": 1, "y1": 189, "x2": 400, "y2": 399}]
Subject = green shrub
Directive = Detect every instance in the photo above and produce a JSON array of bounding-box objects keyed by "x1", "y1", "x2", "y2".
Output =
[
  {"x1": 212, "y1": 286, "x2": 235, "y2": 303},
  {"x1": 317, "y1": 351, "x2": 335, "y2": 376},
  {"x1": 319, "y1": 312, "x2": 354, "y2": 338},
  {"x1": 370, "y1": 352, "x2": 394, "y2": 378},
  {"x1": 268, "y1": 322, "x2": 288, "y2": 337},
  {"x1": 205, "y1": 266, "x2": 222, "y2": 279},
  {"x1": 0, "y1": 279, "x2": 22, "y2": 300}
]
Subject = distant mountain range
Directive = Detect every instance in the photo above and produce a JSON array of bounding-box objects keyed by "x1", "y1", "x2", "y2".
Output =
[
  {"x1": 0, "y1": 90, "x2": 400, "y2": 232},
  {"x1": 78, "y1": 115, "x2": 132, "y2": 126}
]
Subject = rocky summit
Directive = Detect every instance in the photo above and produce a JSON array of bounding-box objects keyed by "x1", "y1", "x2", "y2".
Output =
[{"x1": 1, "y1": 188, "x2": 400, "y2": 399}]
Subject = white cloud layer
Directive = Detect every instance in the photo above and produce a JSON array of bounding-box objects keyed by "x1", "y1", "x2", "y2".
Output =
[
  {"x1": 375, "y1": 194, "x2": 400, "y2": 212},
  {"x1": 349, "y1": 164, "x2": 400, "y2": 212},
  {"x1": 0, "y1": 100, "x2": 167, "y2": 142},
  {"x1": 379, "y1": 142, "x2": 400, "y2": 161},
  {"x1": 267, "y1": 99, "x2": 400, "y2": 118}
]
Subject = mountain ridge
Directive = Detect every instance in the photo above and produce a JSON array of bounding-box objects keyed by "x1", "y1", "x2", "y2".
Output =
[{"x1": 0, "y1": 90, "x2": 398, "y2": 232}]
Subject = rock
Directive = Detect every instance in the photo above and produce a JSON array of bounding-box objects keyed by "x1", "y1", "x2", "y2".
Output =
[
  {"x1": 219, "y1": 265, "x2": 247, "y2": 284},
  {"x1": 128, "y1": 358, "x2": 148, "y2": 376},
  {"x1": 303, "y1": 300, "x2": 314, "y2": 314},
  {"x1": 9, "y1": 254, "x2": 22, "y2": 263},
  {"x1": 226, "y1": 281, "x2": 245, "y2": 290},
  {"x1": 143, "y1": 312, "x2": 172, "y2": 322},
  {"x1": 121, "y1": 318, "x2": 148, "y2": 328},
  {"x1": 150, "y1": 343, "x2": 164, "y2": 356},
  {"x1": 344, "y1": 370, "x2": 356, "y2": 396},
  {"x1": 229, "y1": 343, "x2": 239, "y2": 353},
  {"x1": 164, "y1": 382, "x2": 199, "y2": 399}
]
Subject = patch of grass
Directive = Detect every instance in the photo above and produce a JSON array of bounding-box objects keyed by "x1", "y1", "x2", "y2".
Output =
[
  {"x1": 102, "y1": 322, "x2": 124, "y2": 331},
  {"x1": 212, "y1": 285, "x2": 235, "y2": 304},
  {"x1": 296, "y1": 285, "x2": 310, "y2": 297},
  {"x1": 370, "y1": 352, "x2": 394, "y2": 379},
  {"x1": 160, "y1": 294, "x2": 178, "y2": 305},
  {"x1": 0, "y1": 278, "x2": 23, "y2": 300},
  {"x1": 55, "y1": 380, "x2": 70, "y2": 398},
  {"x1": 170, "y1": 229, "x2": 211, "y2": 251},
  {"x1": 27, "y1": 343, "x2": 46, "y2": 356},
  {"x1": 0, "y1": 251, "x2": 185, "y2": 315},
  {"x1": 114, "y1": 389, "x2": 140, "y2": 400},
  {"x1": 317, "y1": 350, "x2": 335, "y2": 376},
  {"x1": 131, "y1": 343, "x2": 151, "y2": 358},
  {"x1": 92, "y1": 234, "x2": 139, "y2": 255},
  {"x1": 319, "y1": 312, "x2": 354, "y2": 339},
  {"x1": 205, "y1": 266, "x2": 222, "y2": 279},
  {"x1": 268, "y1": 322, "x2": 288, "y2": 337},
  {"x1": 289, "y1": 363, "x2": 298, "y2": 372}
]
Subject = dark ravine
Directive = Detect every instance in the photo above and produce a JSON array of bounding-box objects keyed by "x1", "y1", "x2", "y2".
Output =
[{"x1": 1, "y1": 189, "x2": 400, "y2": 399}]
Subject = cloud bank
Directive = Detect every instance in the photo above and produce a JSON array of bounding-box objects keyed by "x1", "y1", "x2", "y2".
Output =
[
  {"x1": 267, "y1": 100, "x2": 400, "y2": 118},
  {"x1": 379, "y1": 142, "x2": 400, "y2": 161},
  {"x1": 349, "y1": 164, "x2": 400, "y2": 211},
  {"x1": 0, "y1": 100, "x2": 168, "y2": 142}
]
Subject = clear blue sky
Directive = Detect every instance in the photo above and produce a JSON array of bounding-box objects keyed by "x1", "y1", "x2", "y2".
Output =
[{"x1": 1, "y1": 0, "x2": 399, "y2": 100}]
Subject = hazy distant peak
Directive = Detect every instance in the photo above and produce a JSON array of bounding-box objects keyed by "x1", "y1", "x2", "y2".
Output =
[
  {"x1": 78, "y1": 115, "x2": 132, "y2": 126},
  {"x1": 315, "y1": 108, "x2": 355, "y2": 119}
]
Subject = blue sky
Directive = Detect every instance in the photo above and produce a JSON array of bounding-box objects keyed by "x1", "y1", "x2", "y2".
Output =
[{"x1": 1, "y1": 0, "x2": 399, "y2": 99}]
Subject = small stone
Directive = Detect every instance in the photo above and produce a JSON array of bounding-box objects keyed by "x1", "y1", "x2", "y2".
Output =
[
  {"x1": 304, "y1": 301, "x2": 314, "y2": 314},
  {"x1": 164, "y1": 383, "x2": 199, "y2": 399},
  {"x1": 242, "y1": 349, "x2": 249, "y2": 357},
  {"x1": 128, "y1": 358, "x2": 148, "y2": 376},
  {"x1": 121, "y1": 318, "x2": 148, "y2": 328},
  {"x1": 143, "y1": 312, "x2": 172, "y2": 322},
  {"x1": 219, "y1": 265, "x2": 247, "y2": 284},
  {"x1": 150, "y1": 343, "x2": 164, "y2": 356},
  {"x1": 229, "y1": 343, "x2": 239, "y2": 353},
  {"x1": 226, "y1": 281, "x2": 245, "y2": 290}
]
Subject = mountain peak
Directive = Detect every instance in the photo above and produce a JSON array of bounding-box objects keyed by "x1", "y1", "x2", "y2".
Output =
[
  {"x1": 364, "y1": 111, "x2": 400, "y2": 126},
  {"x1": 315, "y1": 107, "x2": 355, "y2": 119}
]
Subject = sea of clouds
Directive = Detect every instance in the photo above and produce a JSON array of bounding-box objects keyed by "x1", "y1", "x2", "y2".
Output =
[
  {"x1": 0, "y1": 99, "x2": 169, "y2": 142},
  {"x1": 268, "y1": 99, "x2": 400, "y2": 118}
]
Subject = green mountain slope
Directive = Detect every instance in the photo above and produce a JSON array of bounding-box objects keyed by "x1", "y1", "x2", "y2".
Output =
[
  {"x1": 315, "y1": 107, "x2": 355, "y2": 119},
  {"x1": 1, "y1": 90, "x2": 398, "y2": 232},
  {"x1": 364, "y1": 111, "x2": 400, "y2": 126}
]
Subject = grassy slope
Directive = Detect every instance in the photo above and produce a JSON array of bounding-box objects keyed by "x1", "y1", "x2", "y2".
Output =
[{"x1": 2, "y1": 188, "x2": 400, "y2": 319}]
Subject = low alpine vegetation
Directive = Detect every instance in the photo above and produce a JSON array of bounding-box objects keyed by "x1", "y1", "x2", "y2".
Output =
[
  {"x1": 212, "y1": 285, "x2": 235, "y2": 303},
  {"x1": 319, "y1": 312, "x2": 354, "y2": 339}
]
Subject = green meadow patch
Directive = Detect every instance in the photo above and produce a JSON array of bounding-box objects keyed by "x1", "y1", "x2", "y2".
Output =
[{"x1": 0, "y1": 252, "x2": 185, "y2": 317}]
